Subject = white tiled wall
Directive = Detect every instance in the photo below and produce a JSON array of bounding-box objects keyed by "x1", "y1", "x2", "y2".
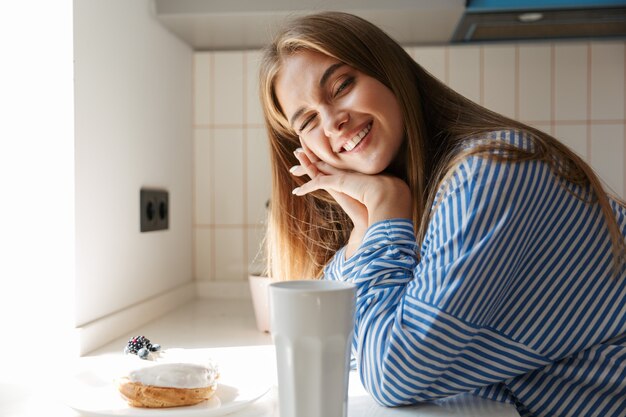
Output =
[
  {"x1": 482, "y1": 46, "x2": 516, "y2": 119},
  {"x1": 194, "y1": 51, "x2": 270, "y2": 282},
  {"x1": 194, "y1": 41, "x2": 626, "y2": 282}
]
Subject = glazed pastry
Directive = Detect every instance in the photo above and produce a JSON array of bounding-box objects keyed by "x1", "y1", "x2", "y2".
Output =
[{"x1": 118, "y1": 363, "x2": 218, "y2": 408}]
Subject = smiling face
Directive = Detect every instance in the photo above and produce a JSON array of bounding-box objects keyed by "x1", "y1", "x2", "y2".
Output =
[{"x1": 274, "y1": 50, "x2": 405, "y2": 175}]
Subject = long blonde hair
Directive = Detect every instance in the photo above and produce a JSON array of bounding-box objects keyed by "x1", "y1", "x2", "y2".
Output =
[{"x1": 259, "y1": 11, "x2": 625, "y2": 280}]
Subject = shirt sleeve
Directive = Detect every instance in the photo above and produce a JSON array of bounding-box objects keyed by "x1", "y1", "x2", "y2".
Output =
[{"x1": 325, "y1": 155, "x2": 554, "y2": 406}]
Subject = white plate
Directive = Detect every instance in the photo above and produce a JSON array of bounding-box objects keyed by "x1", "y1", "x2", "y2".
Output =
[{"x1": 65, "y1": 349, "x2": 273, "y2": 417}]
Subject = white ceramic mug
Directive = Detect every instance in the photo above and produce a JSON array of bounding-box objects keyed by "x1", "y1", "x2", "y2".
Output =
[{"x1": 269, "y1": 280, "x2": 356, "y2": 417}]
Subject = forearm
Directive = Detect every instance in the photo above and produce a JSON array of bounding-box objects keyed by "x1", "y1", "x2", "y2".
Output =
[{"x1": 341, "y1": 220, "x2": 422, "y2": 404}]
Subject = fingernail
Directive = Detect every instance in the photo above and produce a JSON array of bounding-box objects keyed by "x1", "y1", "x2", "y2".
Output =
[
  {"x1": 292, "y1": 187, "x2": 300, "y2": 195},
  {"x1": 294, "y1": 148, "x2": 304, "y2": 155},
  {"x1": 289, "y1": 165, "x2": 300, "y2": 173}
]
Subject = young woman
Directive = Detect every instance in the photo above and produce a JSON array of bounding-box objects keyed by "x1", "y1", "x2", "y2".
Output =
[{"x1": 259, "y1": 11, "x2": 626, "y2": 417}]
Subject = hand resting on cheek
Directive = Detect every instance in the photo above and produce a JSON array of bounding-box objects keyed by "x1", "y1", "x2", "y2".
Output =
[{"x1": 291, "y1": 145, "x2": 412, "y2": 258}]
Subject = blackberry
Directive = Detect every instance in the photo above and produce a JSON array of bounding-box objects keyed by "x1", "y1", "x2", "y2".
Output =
[{"x1": 125, "y1": 335, "x2": 153, "y2": 354}]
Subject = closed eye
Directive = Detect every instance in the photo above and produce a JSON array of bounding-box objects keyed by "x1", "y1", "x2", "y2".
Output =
[
  {"x1": 334, "y1": 76, "x2": 354, "y2": 97},
  {"x1": 299, "y1": 114, "x2": 317, "y2": 133}
]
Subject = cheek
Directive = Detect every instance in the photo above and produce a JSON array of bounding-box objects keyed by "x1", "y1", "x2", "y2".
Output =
[
  {"x1": 382, "y1": 91, "x2": 403, "y2": 125},
  {"x1": 384, "y1": 96, "x2": 404, "y2": 143},
  {"x1": 301, "y1": 133, "x2": 330, "y2": 160},
  {"x1": 347, "y1": 87, "x2": 377, "y2": 110},
  {"x1": 359, "y1": 85, "x2": 404, "y2": 137}
]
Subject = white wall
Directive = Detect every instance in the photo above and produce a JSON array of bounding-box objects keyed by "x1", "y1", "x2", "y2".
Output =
[{"x1": 74, "y1": 0, "x2": 194, "y2": 327}]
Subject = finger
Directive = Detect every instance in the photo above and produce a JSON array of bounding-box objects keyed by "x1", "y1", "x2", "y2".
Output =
[
  {"x1": 289, "y1": 165, "x2": 306, "y2": 177},
  {"x1": 294, "y1": 148, "x2": 321, "y2": 178},
  {"x1": 293, "y1": 174, "x2": 364, "y2": 203},
  {"x1": 313, "y1": 160, "x2": 350, "y2": 176}
]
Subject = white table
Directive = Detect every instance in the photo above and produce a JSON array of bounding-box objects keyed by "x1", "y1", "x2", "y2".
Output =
[
  {"x1": 194, "y1": 345, "x2": 520, "y2": 417},
  {"x1": 2, "y1": 299, "x2": 520, "y2": 416}
]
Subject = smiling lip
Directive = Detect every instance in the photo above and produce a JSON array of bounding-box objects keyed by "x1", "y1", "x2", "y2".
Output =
[{"x1": 342, "y1": 123, "x2": 372, "y2": 152}]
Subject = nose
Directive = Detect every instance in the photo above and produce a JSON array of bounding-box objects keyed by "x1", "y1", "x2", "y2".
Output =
[{"x1": 321, "y1": 106, "x2": 349, "y2": 139}]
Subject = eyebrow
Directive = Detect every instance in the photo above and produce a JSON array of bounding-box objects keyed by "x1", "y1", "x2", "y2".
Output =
[{"x1": 288, "y1": 62, "x2": 345, "y2": 129}]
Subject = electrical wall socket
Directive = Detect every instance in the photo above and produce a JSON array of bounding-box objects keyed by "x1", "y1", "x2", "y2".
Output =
[{"x1": 140, "y1": 188, "x2": 169, "y2": 232}]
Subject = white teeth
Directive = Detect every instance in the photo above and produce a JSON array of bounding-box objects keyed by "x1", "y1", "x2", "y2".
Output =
[{"x1": 343, "y1": 124, "x2": 371, "y2": 152}]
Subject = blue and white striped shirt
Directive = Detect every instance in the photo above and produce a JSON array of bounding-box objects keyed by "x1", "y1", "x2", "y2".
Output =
[{"x1": 324, "y1": 130, "x2": 626, "y2": 417}]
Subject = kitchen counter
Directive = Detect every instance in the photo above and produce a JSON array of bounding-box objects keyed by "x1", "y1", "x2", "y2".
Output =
[{"x1": 5, "y1": 299, "x2": 520, "y2": 416}]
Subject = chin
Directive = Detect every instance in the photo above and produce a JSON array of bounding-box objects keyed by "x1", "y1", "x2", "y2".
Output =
[
  {"x1": 358, "y1": 157, "x2": 391, "y2": 175},
  {"x1": 358, "y1": 166, "x2": 386, "y2": 175}
]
